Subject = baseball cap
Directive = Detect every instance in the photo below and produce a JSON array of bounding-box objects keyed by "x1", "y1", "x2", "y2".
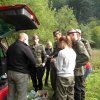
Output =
[
  {"x1": 67, "y1": 29, "x2": 81, "y2": 35},
  {"x1": 67, "y1": 29, "x2": 76, "y2": 35},
  {"x1": 76, "y1": 29, "x2": 82, "y2": 34}
]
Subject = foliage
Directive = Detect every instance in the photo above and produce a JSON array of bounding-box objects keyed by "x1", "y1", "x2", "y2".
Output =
[
  {"x1": 0, "y1": 1, "x2": 100, "y2": 99},
  {"x1": 50, "y1": 0, "x2": 100, "y2": 23},
  {"x1": 92, "y1": 26, "x2": 100, "y2": 48},
  {"x1": 93, "y1": 0, "x2": 100, "y2": 20},
  {"x1": 55, "y1": 6, "x2": 79, "y2": 34},
  {"x1": 0, "y1": 0, "x2": 100, "y2": 48},
  {"x1": 49, "y1": 0, "x2": 69, "y2": 10},
  {"x1": 27, "y1": 0, "x2": 58, "y2": 44},
  {"x1": 49, "y1": 0, "x2": 100, "y2": 48},
  {"x1": 68, "y1": 0, "x2": 95, "y2": 23},
  {"x1": 86, "y1": 19, "x2": 100, "y2": 48},
  {"x1": 79, "y1": 24, "x2": 93, "y2": 43}
]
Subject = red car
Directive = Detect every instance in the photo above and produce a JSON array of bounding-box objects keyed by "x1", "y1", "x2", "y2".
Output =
[{"x1": 0, "y1": 4, "x2": 39, "y2": 100}]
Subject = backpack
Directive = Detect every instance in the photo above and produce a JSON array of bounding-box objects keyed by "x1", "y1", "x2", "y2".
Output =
[{"x1": 81, "y1": 38, "x2": 92, "y2": 57}]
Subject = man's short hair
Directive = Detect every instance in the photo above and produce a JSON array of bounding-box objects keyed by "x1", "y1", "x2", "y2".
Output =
[
  {"x1": 53, "y1": 30, "x2": 61, "y2": 36},
  {"x1": 32, "y1": 34, "x2": 39, "y2": 40}
]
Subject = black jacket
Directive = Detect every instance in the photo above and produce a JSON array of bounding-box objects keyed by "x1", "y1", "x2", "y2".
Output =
[{"x1": 7, "y1": 40, "x2": 36, "y2": 73}]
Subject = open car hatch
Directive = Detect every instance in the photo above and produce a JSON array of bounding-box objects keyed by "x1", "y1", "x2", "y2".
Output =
[{"x1": 0, "y1": 4, "x2": 40, "y2": 33}]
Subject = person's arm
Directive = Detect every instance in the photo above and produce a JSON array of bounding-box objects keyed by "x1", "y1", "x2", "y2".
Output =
[
  {"x1": 52, "y1": 41, "x2": 60, "y2": 58},
  {"x1": 75, "y1": 40, "x2": 90, "y2": 67},
  {"x1": 55, "y1": 51, "x2": 63, "y2": 71},
  {"x1": 41, "y1": 45, "x2": 46, "y2": 65},
  {"x1": 24, "y1": 46, "x2": 36, "y2": 67}
]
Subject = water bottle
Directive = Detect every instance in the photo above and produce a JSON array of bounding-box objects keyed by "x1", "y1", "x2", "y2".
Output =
[
  {"x1": 1, "y1": 73, "x2": 7, "y2": 80},
  {"x1": 33, "y1": 97, "x2": 41, "y2": 100},
  {"x1": 27, "y1": 90, "x2": 36, "y2": 99},
  {"x1": 27, "y1": 90, "x2": 39, "y2": 99}
]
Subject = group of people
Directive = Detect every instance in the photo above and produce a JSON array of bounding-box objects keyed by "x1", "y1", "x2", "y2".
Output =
[
  {"x1": 50, "y1": 29, "x2": 92, "y2": 100},
  {"x1": 6, "y1": 28, "x2": 92, "y2": 100}
]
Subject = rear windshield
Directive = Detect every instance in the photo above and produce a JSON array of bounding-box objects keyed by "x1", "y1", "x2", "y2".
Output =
[{"x1": 0, "y1": 19, "x2": 15, "y2": 37}]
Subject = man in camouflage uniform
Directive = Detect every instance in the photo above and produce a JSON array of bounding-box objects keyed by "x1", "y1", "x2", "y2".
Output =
[
  {"x1": 30, "y1": 34, "x2": 46, "y2": 92},
  {"x1": 50, "y1": 30, "x2": 62, "y2": 99},
  {"x1": 67, "y1": 29, "x2": 90, "y2": 100}
]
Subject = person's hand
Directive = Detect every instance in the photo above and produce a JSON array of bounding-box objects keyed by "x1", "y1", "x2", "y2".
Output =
[
  {"x1": 46, "y1": 55, "x2": 49, "y2": 58},
  {"x1": 51, "y1": 58, "x2": 56, "y2": 63},
  {"x1": 50, "y1": 56, "x2": 53, "y2": 59},
  {"x1": 42, "y1": 63, "x2": 45, "y2": 67}
]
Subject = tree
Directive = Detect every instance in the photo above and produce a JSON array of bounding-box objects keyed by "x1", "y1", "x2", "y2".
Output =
[
  {"x1": 87, "y1": 19, "x2": 100, "y2": 48},
  {"x1": 92, "y1": 26, "x2": 100, "y2": 48},
  {"x1": 68, "y1": 0, "x2": 95, "y2": 23},
  {"x1": 49, "y1": 0, "x2": 69, "y2": 10},
  {"x1": 93, "y1": 0, "x2": 100, "y2": 20},
  {"x1": 55, "y1": 6, "x2": 79, "y2": 34},
  {"x1": 79, "y1": 24, "x2": 92, "y2": 43}
]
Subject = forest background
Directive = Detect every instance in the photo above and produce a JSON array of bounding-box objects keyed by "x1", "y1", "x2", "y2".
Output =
[
  {"x1": 0, "y1": 0, "x2": 100, "y2": 100},
  {"x1": 0, "y1": 0, "x2": 100, "y2": 48}
]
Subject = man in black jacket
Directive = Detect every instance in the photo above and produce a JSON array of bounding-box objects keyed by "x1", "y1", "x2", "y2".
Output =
[{"x1": 7, "y1": 33, "x2": 36, "y2": 100}]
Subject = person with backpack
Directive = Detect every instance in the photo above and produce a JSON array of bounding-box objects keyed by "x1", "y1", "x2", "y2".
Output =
[
  {"x1": 81, "y1": 37, "x2": 92, "y2": 79},
  {"x1": 66, "y1": 29, "x2": 90, "y2": 100}
]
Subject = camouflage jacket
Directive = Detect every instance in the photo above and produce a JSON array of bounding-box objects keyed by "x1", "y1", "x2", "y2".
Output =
[
  {"x1": 32, "y1": 44, "x2": 46, "y2": 67},
  {"x1": 73, "y1": 40, "x2": 90, "y2": 76}
]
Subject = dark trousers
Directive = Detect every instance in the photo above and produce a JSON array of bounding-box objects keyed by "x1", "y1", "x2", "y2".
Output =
[
  {"x1": 50, "y1": 62, "x2": 57, "y2": 91},
  {"x1": 0, "y1": 58, "x2": 7, "y2": 76},
  {"x1": 45, "y1": 61, "x2": 50, "y2": 85},
  {"x1": 30, "y1": 66, "x2": 44, "y2": 91},
  {"x1": 74, "y1": 75, "x2": 85, "y2": 100},
  {"x1": 50, "y1": 62, "x2": 57, "y2": 100}
]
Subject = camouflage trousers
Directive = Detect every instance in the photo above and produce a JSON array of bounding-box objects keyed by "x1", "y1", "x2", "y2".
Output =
[{"x1": 55, "y1": 76, "x2": 75, "y2": 100}]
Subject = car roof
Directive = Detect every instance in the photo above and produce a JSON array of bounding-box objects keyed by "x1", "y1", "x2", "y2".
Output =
[{"x1": 0, "y1": 4, "x2": 40, "y2": 37}]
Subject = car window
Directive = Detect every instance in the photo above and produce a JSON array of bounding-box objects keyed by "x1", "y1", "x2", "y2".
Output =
[
  {"x1": 0, "y1": 19, "x2": 15, "y2": 38},
  {"x1": 0, "y1": 39, "x2": 7, "y2": 77}
]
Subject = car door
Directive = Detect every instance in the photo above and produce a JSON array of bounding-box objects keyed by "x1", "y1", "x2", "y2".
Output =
[
  {"x1": 0, "y1": 4, "x2": 39, "y2": 86},
  {"x1": 0, "y1": 4, "x2": 40, "y2": 38}
]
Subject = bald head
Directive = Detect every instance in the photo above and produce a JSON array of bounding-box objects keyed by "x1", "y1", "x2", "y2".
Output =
[{"x1": 19, "y1": 33, "x2": 29, "y2": 45}]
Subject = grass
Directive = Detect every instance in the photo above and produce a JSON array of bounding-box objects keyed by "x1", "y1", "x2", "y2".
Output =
[
  {"x1": 29, "y1": 49, "x2": 100, "y2": 100},
  {"x1": 85, "y1": 49, "x2": 100, "y2": 100}
]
